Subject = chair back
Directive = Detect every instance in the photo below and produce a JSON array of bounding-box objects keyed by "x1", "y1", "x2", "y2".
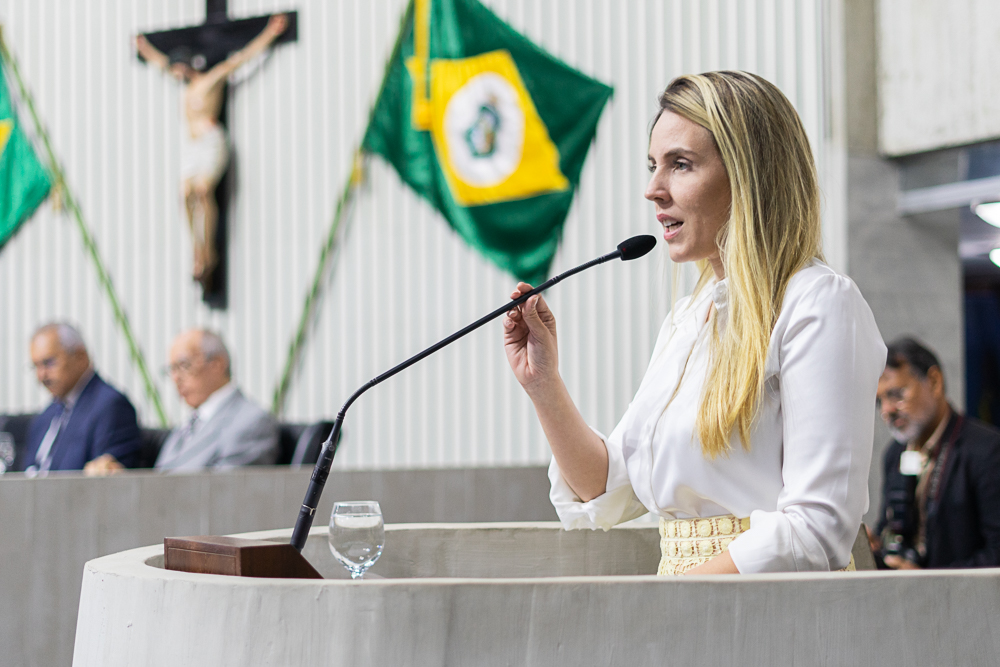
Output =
[
  {"x1": 136, "y1": 428, "x2": 172, "y2": 468},
  {"x1": 0, "y1": 413, "x2": 38, "y2": 472},
  {"x1": 277, "y1": 421, "x2": 336, "y2": 466}
]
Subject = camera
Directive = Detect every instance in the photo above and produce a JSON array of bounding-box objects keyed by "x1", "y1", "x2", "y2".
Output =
[{"x1": 881, "y1": 465, "x2": 922, "y2": 564}]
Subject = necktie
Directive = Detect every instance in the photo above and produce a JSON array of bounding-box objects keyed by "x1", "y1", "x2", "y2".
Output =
[
  {"x1": 33, "y1": 403, "x2": 68, "y2": 474},
  {"x1": 180, "y1": 412, "x2": 199, "y2": 441},
  {"x1": 158, "y1": 412, "x2": 200, "y2": 469}
]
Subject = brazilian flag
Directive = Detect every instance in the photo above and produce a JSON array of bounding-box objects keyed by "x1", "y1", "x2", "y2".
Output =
[
  {"x1": 363, "y1": 0, "x2": 612, "y2": 285},
  {"x1": 0, "y1": 52, "x2": 50, "y2": 249}
]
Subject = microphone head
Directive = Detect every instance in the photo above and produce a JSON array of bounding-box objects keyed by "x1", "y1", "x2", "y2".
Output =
[{"x1": 617, "y1": 235, "x2": 657, "y2": 261}]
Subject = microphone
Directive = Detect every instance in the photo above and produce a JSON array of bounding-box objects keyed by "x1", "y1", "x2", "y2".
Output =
[{"x1": 289, "y1": 234, "x2": 657, "y2": 551}]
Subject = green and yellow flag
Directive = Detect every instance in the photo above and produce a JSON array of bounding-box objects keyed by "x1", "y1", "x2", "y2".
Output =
[
  {"x1": 0, "y1": 51, "x2": 49, "y2": 249},
  {"x1": 363, "y1": 0, "x2": 612, "y2": 285}
]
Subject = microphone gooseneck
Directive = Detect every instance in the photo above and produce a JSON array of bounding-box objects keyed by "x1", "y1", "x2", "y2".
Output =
[{"x1": 289, "y1": 234, "x2": 657, "y2": 551}]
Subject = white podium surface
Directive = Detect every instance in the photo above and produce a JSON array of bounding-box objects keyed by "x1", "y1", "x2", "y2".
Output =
[
  {"x1": 74, "y1": 523, "x2": 1000, "y2": 666},
  {"x1": 0, "y1": 466, "x2": 554, "y2": 667}
]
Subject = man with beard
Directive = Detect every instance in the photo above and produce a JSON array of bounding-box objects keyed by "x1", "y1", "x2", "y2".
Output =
[{"x1": 873, "y1": 337, "x2": 1000, "y2": 569}]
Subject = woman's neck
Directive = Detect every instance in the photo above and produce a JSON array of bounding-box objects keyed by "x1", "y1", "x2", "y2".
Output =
[{"x1": 708, "y1": 252, "x2": 725, "y2": 280}]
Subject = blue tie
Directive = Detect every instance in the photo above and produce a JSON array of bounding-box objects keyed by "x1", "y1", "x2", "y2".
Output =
[{"x1": 33, "y1": 402, "x2": 67, "y2": 472}]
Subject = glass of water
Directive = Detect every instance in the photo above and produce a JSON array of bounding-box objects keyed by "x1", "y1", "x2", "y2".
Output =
[{"x1": 329, "y1": 501, "x2": 384, "y2": 580}]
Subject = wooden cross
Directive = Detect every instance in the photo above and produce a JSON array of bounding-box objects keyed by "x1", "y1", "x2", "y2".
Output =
[{"x1": 137, "y1": 1, "x2": 298, "y2": 308}]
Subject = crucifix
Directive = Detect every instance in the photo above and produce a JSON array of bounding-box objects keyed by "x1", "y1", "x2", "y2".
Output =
[{"x1": 135, "y1": 1, "x2": 298, "y2": 308}]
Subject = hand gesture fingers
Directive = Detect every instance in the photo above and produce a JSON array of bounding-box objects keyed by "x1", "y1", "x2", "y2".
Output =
[{"x1": 503, "y1": 283, "x2": 559, "y2": 392}]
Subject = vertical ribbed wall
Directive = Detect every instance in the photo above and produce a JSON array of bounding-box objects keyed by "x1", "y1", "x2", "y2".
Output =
[{"x1": 0, "y1": 0, "x2": 844, "y2": 469}]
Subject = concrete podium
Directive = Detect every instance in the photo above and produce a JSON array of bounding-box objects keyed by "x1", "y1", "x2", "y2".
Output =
[{"x1": 73, "y1": 522, "x2": 1000, "y2": 666}]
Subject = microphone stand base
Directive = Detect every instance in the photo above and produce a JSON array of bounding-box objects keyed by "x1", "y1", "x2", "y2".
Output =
[{"x1": 164, "y1": 535, "x2": 323, "y2": 579}]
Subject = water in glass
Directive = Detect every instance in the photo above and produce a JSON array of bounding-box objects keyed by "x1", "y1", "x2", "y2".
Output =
[{"x1": 329, "y1": 501, "x2": 384, "y2": 579}]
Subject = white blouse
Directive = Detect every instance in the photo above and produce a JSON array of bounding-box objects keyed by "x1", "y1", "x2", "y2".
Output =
[{"x1": 549, "y1": 261, "x2": 887, "y2": 573}]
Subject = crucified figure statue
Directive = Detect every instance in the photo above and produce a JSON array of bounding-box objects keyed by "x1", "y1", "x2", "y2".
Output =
[{"x1": 135, "y1": 13, "x2": 288, "y2": 286}]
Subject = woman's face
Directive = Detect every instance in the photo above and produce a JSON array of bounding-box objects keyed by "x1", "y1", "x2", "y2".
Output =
[{"x1": 644, "y1": 110, "x2": 732, "y2": 279}]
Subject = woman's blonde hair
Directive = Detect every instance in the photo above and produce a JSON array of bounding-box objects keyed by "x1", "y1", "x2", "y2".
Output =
[{"x1": 656, "y1": 71, "x2": 822, "y2": 459}]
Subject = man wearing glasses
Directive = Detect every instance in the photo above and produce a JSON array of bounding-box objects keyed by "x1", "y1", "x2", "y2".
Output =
[
  {"x1": 153, "y1": 328, "x2": 277, "y2": 471},
  {"x1": 21, "y1": 323, "x2": 142, "y2": 475},
  {"x1": 872, "y1": 337, "x2": 1000, "y2": 569}
]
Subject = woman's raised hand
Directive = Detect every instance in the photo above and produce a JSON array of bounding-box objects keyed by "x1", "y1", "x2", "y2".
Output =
[
  {"x1": 503, "y1": 283, "x2": 609, "y2": 501},
  {"x1": 503, "y1": 282, "x2": 560, "y2": 394}
]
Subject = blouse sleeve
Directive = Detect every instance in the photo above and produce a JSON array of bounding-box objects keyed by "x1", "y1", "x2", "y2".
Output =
[
  {"x1": 547, "y1": 301, "x2": 690, "y2": 531},
  {"x1": 727, "y1": 272, "x2": 886, "y2": 572},
  {"x1": 548, "y1": 426, "x2": 648, "y2": 530}
]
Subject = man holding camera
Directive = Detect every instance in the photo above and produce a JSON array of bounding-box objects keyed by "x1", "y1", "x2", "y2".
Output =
[{"x1": 873, "y1": 337, "x2": 1000, "y2": 569}]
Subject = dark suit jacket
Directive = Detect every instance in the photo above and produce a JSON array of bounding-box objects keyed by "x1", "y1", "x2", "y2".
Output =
[
  {"x1": 878, "y1": 412, "x2": 1000, "y2": 568},
  {"x1": 20, "y1": 373, "x2": 142, "y2": 471}
]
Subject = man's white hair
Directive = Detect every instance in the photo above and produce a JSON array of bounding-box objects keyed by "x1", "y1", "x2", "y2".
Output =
[
  {"x1": 198, "y1": 329, "x2": 231, "y2": 376},
  {"x1": 32, "y1": 322, "x2": 87, "y2": 353}
]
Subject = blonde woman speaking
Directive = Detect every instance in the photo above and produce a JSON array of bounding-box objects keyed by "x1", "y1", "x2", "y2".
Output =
[{"x1": 503, "y1": 71, "x2": 886, "y2": 575}]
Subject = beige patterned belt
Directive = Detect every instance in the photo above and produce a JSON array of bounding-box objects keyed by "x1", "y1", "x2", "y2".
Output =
[{"x1": 657, "y1": 515, "x2": 856, "y2": 575}]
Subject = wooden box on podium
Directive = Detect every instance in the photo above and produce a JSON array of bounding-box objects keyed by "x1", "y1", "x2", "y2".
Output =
[{"x1": 164, "y1": 535, "x2": 322, "y2": 579}]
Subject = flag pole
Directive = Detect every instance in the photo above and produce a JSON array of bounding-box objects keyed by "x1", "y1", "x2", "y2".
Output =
[
  {"x1": 271, "y1": 1, "x2": 414, "y2": 416},
  {"x1": 0, "y1": 27, "x2": 169, "y2": 428}
]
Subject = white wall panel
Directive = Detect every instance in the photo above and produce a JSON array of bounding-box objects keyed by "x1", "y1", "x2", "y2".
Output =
[
  {"x1": 878, "y1": 0, "x2": 1000, "y2": 156},
  {"x1": 0, "y1": 0, "x2": 844, "y2": 469}
]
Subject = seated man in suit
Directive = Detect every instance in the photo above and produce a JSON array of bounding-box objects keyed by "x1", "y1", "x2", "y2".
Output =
[
  {"x1": 22, "y1": 323, "x2": 142, "y2": 476},
  {"x1": 154, "y1": 329, "x2": 278, "y2": 471}
]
